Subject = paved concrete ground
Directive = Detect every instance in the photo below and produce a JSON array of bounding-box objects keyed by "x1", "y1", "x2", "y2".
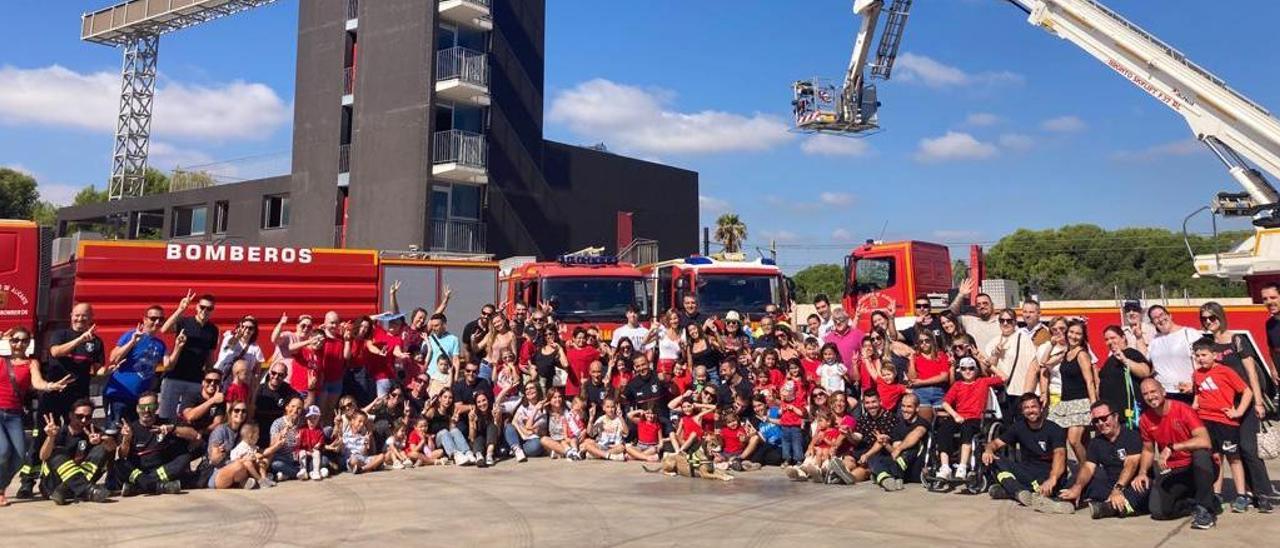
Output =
[{"x1": 4, "y1": 460, "x2": 1278, "y2": 547}]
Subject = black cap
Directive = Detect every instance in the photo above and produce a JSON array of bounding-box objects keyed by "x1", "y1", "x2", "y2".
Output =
[{"x1": 1122, "y1": 301, "x2": 1142, "y2": 313}]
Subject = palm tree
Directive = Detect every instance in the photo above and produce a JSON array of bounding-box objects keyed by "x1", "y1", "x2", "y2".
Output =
[{"x1": 714, "y1": 213, "x2": 747, "y2": 253}]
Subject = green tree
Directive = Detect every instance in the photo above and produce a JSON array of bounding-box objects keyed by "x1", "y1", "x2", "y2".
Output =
[
  {"x1": 714, "y1": 213, "x2": 747, "y2": 253},
  {"x1": 952, "y1": 259, "x2": 968, "y2": 287},
  {"x1": 73, "y1": 185, "x2": 109, "y2": 206},
  {"x1": 0, "y1": 168, "x2": 39, "y2": 219},
  {"x1": 30, "y1": 201, "x2": 58, "y2": 226},
  {"x1": 792, "y1": 264, "x2": 845, "y2": 303},
  {"x1": 985, "y1": 224, "x2": 1246, "y2": 299}
]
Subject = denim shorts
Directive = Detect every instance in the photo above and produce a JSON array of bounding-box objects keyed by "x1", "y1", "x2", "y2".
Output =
[
  {"x1": 913, "y1": 386, "x2": 945, "y2": 407},
  {"x1": 322, "y1": 381, "x2": 343, "y2": 396}
]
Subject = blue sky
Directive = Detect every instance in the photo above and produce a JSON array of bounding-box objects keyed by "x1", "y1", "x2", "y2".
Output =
[{"x1": 3, "y1": 1, "x2": 1279, "y2": 272}]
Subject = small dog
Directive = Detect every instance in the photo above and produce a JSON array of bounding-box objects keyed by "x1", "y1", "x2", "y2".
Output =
[{"x1": 642, "y1": 434, "x2": 734, "y2": 481}]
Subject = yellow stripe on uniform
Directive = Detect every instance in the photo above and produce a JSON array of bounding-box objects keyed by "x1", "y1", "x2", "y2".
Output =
[
  {"x1": 129, "y1": 469, "x2": 143, "y2": 483},
  {"x1": 996, "y1": 472, "x2": 1014, "y2": 483},
  {"x1": 83, "y1": 462, "x2": 98, "y2": 475},
  {"x1": 896, "y1": 457, "x2": 907, "y2": 470},
  {"x1": 156, "y1": 468, "x2": 169, "y2": 482}
]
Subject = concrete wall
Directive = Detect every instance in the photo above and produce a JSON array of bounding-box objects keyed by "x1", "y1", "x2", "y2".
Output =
[
  {"x1": 345, "y1": 0, "x2": 435, "y2": 250},
  {"x1": 288, "y1": 0, "x2": 346, "y2": 248}
]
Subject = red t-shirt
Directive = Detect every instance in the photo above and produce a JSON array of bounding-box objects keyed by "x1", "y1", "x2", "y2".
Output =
[
  {"x1": 779, "y1": 393, "x2": 806, "y2": 427},
  {"x1": 943, "y1": 376, "x2": 1004, "y2": 420},
  {"x1": 564, "y1": 346, "x2": 600, "y2": 397},
  {"x1": 0, "y1": 358, "x2": 32, "y2": 410},
  {"x1": 671, "y1": 370, "x2": 694, "y2": 395},
  {"x1": 369, "y1": 328, "x2": 404, "y2": 381},
  {"x1": 1193, "y1": 365, "x2": 1248, "y2": 426},
  {"x1": 700, "y1": 411, "x2": 718, "y2": 433},
  {"x1": 1140, "y1": 400, "x2": 1205, "y2": 470},
  {"x1": 225, "y1": 382, "x2": 249, "y2": 405},
  {"x1": 635, "y1": 418, "x2": 661, "y2": 445},
  {"x1": 291, "y1": 348, "x2": 319, "y2": 393},
  {"x1": 611, "y1": 369, "x2": 633, "y2": 391},
  {"x1": 678, "y1": 414, "x2": 704, "y2": 439},
  {"x1": 407, "y1": 429, "x2": 428, "y2": 451},
  {"x1": 720, "y1": 424, "x2": 747, "y2": 454},
  {"x1": 875, "y1": 380, "x2": 907, "y2": 411},
  {"x1": 913, "y1": 353, "x2": 951, "y2": 382},
  {"x1": 769, "y1": 369, "x2": 786, "y2": 390},
  {"x1": 813, "y1": 427, "x2": 843, "y2": 449},
  {"x1": 801, "y1": 358, "x2": 821, "y2": 381},
  {"x1": 320, "y1": 337, "x2": 347, "y2": 383},
  {"x1": 297, "y1": 425, "x2": 325, "y2": 452}
]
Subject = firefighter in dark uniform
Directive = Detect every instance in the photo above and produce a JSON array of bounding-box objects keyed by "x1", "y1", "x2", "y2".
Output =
[
  {"x1": 116, "y1": 391, "x2": 199, "y2": 496},
  {"x1": 38, "y1": 399, "x2": 113, "y2": 505}
]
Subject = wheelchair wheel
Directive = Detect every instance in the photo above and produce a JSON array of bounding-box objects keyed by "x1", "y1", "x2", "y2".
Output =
[{"x1": 964, "y1": 467, "x2": 990, "y2": 495}]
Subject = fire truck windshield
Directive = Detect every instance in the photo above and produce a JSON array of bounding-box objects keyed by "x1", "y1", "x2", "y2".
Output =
[
  {"x1": 696, "y1": 274, "x2": 778, "y2": 316},
  {"x1": 542, "y1": 277, "x2": 647, "y2": 322}
]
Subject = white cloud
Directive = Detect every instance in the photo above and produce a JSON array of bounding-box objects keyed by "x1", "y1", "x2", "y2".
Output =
[
  {"x1": 37, "y1": 183, "x2": 87, "y2": 206},
  {"x1": 1112, "y1": 139, "x2": 1201, "y2": 162},
  {"x1": 0, "y1": 64, "x2": 290, "y2": 141},
  {"x1": 699, "y1": 195, "x2": 732, "y2": 216},
  {"x1": 832, "y1": 228, "x2": 856, "y2": 242},
  {"x1": 819, "y1": 192, "x2": 854, "y2": 206},
  {"x1": 548, "y1": 78, "x2": 793, "y2": 154},
  {"x1": 1041, "y1": 115, "x2": 1086, "y2": 133},
  {"x1": 759, "y1": 229, "x2": 799, "y2": 243},
  {"x1": 914, "y1": 131, "x2": 998, "y2": 163},
  {"x1": 149, "y1": 142, "x2": 215, "y2": 169},
  {"x1": 964, "y1": 113, "x2": 1001, "y2": 127},
  {"x1": 1, "y1": 163, "x2": 34, "y2": 176},
  {"x1": 896, "y1": 53, "x2": 1024, "y2": 89},
  {"x1": 801, "y1": 134, "x2": 873, "y2": 157},
  {"x1": 998, "y1": 133, "x2": 1035, "y2": 151}
]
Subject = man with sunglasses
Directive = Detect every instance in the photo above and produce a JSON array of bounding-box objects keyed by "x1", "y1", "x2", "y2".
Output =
[
  {"x1": 180, "y1": 369, "x2": 226, "y2": 441},
  {"x1": 254, "y1": 364, "x2": 300, "y2": 447},
  {"x1": 462, "y1": 303, "x2": 496, "y2": 367},
  {"x1": 104, "y1": 306, "x2": 175, "y2": 431},
  {"x1": 982, "y1": 393, "x2": 1070, "y2": 511},
  {"x1": 1052, "y1": 401, "x2": 1148, "y2": 518},
  {"x1": 948, "y1": 278, "x2": 1001, "y2": 350},
  {"x1": 38, "y1": 399, "x2": 113, "y2": 505},
  {"x1": 901, "y1": 295, "x2": 944, "y2": 350},
  {"x1": 159, "y1": 291, "x2": 220, "y2": 421},
  {"x1": 983, "y1": 309, "x2": 1037, "y2": 421},
  {"x1": 451, "y1": 363, "x2": 493, "y2": 414},
  {"x1": 117, "y1": 391, "x2": 198, "y2": 496}
]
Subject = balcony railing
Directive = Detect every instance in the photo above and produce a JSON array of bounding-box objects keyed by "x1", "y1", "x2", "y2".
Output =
[
  {"x1": 433, "y1": 130, "x2": 486, "y2": 168},
  {"x1": 338, "y1": 144, "x2": 351, "y2": 174},
  {"x1": 430, "y1": 218, "x2": 486, "y2": 254},
  {"x1": 347, "y1": 0, "x2": 359, "y2": 21},
  {"x1": 436, "y1": 47, "x2": 488, "y2": 88},
  {"x1": 343, "y1": 66, "x2": 356, "y2": 95}
]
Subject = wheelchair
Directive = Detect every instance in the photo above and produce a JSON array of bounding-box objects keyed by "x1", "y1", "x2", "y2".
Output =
[{"x1": 919, "y1": 388, "x2": 1007, "y2": 495}]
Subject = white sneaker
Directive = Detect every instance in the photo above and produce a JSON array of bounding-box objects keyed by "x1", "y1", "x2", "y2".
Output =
[
  {"x1": 954, "y1": 466, "x2": 968, "y2": 481},
  {"x1": 243, "y1": 478, "x2": 258, "y2": 490},
  {"x1": 391, "y1": 462, "x2": 405, "y2": 470},
  {"x1": 453, "y1": 453, "x2": 466, "y2": 466},
  {"x1": 309, "y1": 471, "x2": 323, "y2": 481},
  {"x1": 297, "y1": 469, "x2": 309, "y2": 481},
  {"x1": 514, "y1": 447, "x2": 527, "y2": 463},
  {"x1": 608, "y1": 452, "x2": 625, "y2": 462},
  {"x1": 936, "y1": 467, "x2": 953, "y2": 481},
  {"x1": 275, "y1": 472, "x2": 286, "y2": 482},
  {"x1": 319, "y1": 468, "x2": 330, "y2": 478}
]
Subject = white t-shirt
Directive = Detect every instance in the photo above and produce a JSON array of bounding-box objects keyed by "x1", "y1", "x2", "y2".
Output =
[
  {"x1": 1035, "y1": 342, "x2": 1066, "y2": 396},
  {"x1": 962, "y1": 315, "x2": 1002, "y2": 350},
  {"x1": 1148, "y1": 327, "x2": 1196, "y2": 394},
  {"x1": 984, "y1": 331, "x2": 1037, "y2": 396},
  {"x1": 611, "y1": 324, "x2": 648, "y2": 350},
  {"x1": 215, "y1": 331, "x2": 266, "y2": 377},
  {"x1": 816, "y1": 361, "x2": 847, "y2": 394},
  {"x1": 230, "y1": 440, "x2": 258, "y2": 462},
  {"x1": 655, "y1": 328, "x2": 682, "y2": 361},
  {"x1": 817, "y1": 317, "x2": 835, "y2": 340}
]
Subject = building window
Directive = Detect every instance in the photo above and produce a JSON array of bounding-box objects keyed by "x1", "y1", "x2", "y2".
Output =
[
  {"x1": 172, "y1": 205, "x2": 207, "y2": 237},
  {"x1": 262, "y1": 194, "x2": 290, "y2": 229},
  {"x1": 213, "y1": 201, "x2": 229, "y2": 234}
]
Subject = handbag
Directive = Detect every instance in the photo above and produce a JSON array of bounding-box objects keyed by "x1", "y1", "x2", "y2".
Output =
[
  {"x1": 553, "y1": 366, "x2": 569, "y2": 387},
  {"x1": 1258, "y1": 420, "x2": 1280, "y2": 461}
]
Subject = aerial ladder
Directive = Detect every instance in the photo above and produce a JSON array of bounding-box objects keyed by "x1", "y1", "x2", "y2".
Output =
[{"x1": 796, "y1": 0, "x2": 1280, "y2": 282}]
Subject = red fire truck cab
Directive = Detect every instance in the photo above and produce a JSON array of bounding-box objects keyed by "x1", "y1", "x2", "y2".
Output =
[
  {"x1": 643, "y1": 254, "x2": 792, "y2": 322},
  {"x1": 501, "y1": 255, "x2": 649, "y2": 337},
  {"x1": 0, "y1": 220, "x2": 40, "y2": 336},
  {"x1": 841, "y1": 240, "x2": 953, "y2": 329}
]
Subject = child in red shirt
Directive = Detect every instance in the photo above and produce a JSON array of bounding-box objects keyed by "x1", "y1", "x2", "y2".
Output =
[
  {"x1": 873, "y1": 365, "x2": 907, "y2": 412},
  {"x1": 715, "y1": 412, "x2": 761, "y2": 470},
  {"x1": 625, "y1": 405, "x2": 662, "y2": 463},
  {"x1": 793, "y1": 412, "x2": 843, "y2": 479},
  {"x1": 407, "y1": 417, "x2": 443, "y2": 466},
  {"x1": 778, "y1": 384, "x2": 808, "y2": 466},
  {"x1": 1191, "y1": 342, "x2": 1253, "y2": 507},
  {"x1": 936, "y1": 357, "x2": 1005, "y2": 480},
  {"x1": 225, "y1": 359, "x2": 253, "y2": 406},
  {"x1": 670, "y1": 399, "x2": 712, "y2": 455},
  {"x1": 296, "y1": 405, "x2": 330, "y2": 481},
  {"x1": 800, "y1": 337, "x2": 822, "y2": 382}
]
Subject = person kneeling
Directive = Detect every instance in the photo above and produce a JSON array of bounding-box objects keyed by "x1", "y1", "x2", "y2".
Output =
[
  {"x1": 116, "y1": 392, "x2": 198, "y2": 496},
  {"x1": 40, "y1": 400, "x2": 114, "y2": 505},
  {"x1": 1055, "y1": 402, "x2": 1148, "y2": 518},
  {"x1": 982, "y1": 394, "x2": 1072, "y2": 511}
]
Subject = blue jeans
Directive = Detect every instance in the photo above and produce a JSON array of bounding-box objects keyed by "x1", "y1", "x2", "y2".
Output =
[
  {"x1": 780, "y1": 426, "x2": 805, "y2": 463},
  {"x1": 502, "y1": 424, "x2": 544, "y2": 457},
  {"x1": 435, "y1": 428, "x2": 470, "y2": 457},
  {"x1": 0, "y1": 409, "x2": 26, "y2": 492},
  {"x1": 104, "y1": 395, "x2": 139, "y2": 430},
  {"x1": 375, "y1": 379, "x2": 394, "y2": 398},
  {"x1": 270, "y1": 458, "x2": 301, "y2": 480},
  {"x1": 158, "y1": 378, "x2": 203, "y2": 421}
]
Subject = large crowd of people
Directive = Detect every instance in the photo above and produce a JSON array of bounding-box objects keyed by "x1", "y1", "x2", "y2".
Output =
[{"x1": 1, "y1": 280, "x2": 1279, "y2": 531}]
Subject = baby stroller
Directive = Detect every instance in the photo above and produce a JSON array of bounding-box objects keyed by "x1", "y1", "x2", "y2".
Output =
[{"x1": 920, "y1": 387, "x2": 1006, "y2": 494}]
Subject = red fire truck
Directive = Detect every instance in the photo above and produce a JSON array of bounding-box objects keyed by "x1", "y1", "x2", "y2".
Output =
[
  {"x1": 500, "y1": 254, "x2": 649, "y2": 339},
  {"x1": 642, "y1": 254, "x2": 792, "y2": 322},
  {"x1": 841, "y1": 239, "x2": 1273, "y2": 362},
  {"x1": 0, "y1": 221, "x2": 498, "y2": 358}
]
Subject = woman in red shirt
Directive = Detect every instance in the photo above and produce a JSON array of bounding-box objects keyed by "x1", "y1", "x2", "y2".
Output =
[
  {"x1": 563, "y1": 328, "x2": 600, "y2": 398},
  {"x1": 907, "y1": 331, "x2": 950, "y2": 422},
  {"x1": 1, "y1": 327, "x2": 72, "y2": 506}
]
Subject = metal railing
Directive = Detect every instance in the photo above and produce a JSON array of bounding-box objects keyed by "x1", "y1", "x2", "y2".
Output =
[
  {"x1": 433, "y1": 130, "x2": 486, "y2": 168},
  {"x1": 343, "y1": 66, "x2": 355, "y2": 95},
  {"x1": 430, "y1": 218, "x2": 486, "y2": 254},
  {"x1": 338, "y1": 144, "x2": 351, "y2": 173},
  {"x1": 619, "y1": 238, "x2": 660, "y2": 266},
  {"x1": 347, "y1": 0, "x2": 359, "y2": 21},
  {"x1": 436, "y1": 47, "x2": 488, "y2": 87}
]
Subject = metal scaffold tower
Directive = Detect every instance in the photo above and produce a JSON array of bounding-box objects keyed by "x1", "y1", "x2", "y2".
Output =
[{"x1": 82, "y1": 0, "x2": 281, "y2": 201}]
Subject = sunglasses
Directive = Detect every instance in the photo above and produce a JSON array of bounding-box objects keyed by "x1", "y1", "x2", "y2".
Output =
[
  {"x1": 203, "y1": 378, "x2": 221, "y2": 384},
  {"x1": 9, "y1": 338, "x2": 29, "y2": 344},
  {"x1": 341, "y1": 403, "x2": 355, "y2": 409},
  {"x1": 814, "y1": 393, "x2": 828, "y2": 398},
  {"x1": 198, "y1": 304, "x2": 215, "y2": 311},
  {"x1": 73, "y1": 413, "x2": 92, "y2": 420},
  {"x1": 1091, "y1": 413, "x2": 1116, "y2": 425},
  {"x1": 464, "y1": 369, "x2": 478, "y2": 374},
  {"x1": 137, "y1": 403, "x2": 159, "y2": 412},
  {"x1": 915, "y1": 302, "x2": 930, "y2": 308},
  {"x1": 269, "y1": 371, "x2": 287, "y2": 378},
  {"x1": 868, "y1": 336, "x2": 883, "y2": 342},
  {"x1": 998, "y1": 318, "x2": 1016, "y2": 325},
  {"x1": 145, "y1": 316, "x2": 164, "y2": 321},
  {"x1": 1199, "y1": 315, "x2": 1218, "y2": 323},
  {"x1": 230, "y1": 407, "x2": 247, "y2": 413}
]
